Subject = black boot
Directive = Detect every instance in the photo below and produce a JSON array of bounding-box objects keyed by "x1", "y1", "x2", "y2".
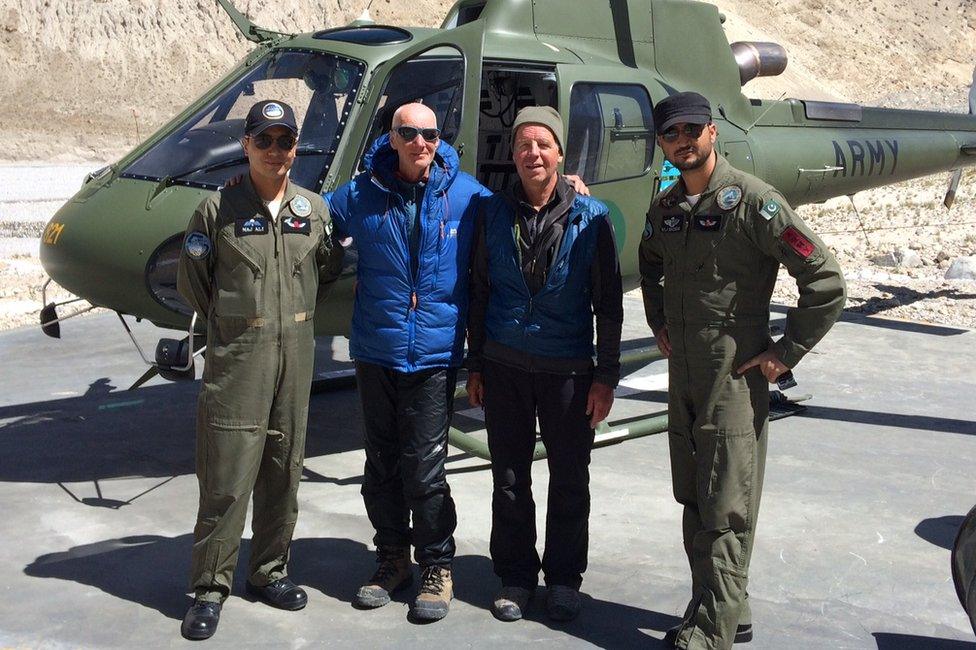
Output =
[
  {"x1": 181, "y1": 599, "x2": 221, "y2": 640},
  {"x1": 245, "y1": 578, "x2": 308, "y2": 611}
]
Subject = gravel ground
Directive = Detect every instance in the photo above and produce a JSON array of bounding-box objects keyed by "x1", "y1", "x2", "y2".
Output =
[{"x1": 1, "y1": 163, "x2": 975, "y2": 333}]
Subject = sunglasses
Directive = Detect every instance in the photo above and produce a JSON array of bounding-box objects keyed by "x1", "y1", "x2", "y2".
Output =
[
  {"x1": 395, "y1": 125, "x2": 441, "y2": 143},
  {"x1": 660, "y1": 123, "x2": 708, "y2": 143},
  {"x1": 251, "y1": 134, "x2": 297, "y2": 151}
]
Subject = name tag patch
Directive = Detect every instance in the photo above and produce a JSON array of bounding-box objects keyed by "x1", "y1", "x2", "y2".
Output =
[
  {"x1": 781, "y1": 226, "x2": 815, "y2": 258},
  {"x1": 235, "y1": 217, "x2": 269, "y2": 236},
  {"x1": 694, "y1": 215, "x2": 722, "y2": 232},
  {"x1": 661, "y1": 214, "x2": 684, "y2": 233},
  {"x1": 282, "y1": 215, "x2": 311, "y2": 235}
]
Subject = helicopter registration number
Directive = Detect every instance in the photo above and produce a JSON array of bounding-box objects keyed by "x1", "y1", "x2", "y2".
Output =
[{"x1": 42, "y1": 222, "x2": 65, "y2": 246}]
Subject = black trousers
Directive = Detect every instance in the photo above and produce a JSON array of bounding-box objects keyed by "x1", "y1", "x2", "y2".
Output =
[
  {"x1": 483, "y1": 359, "x2": 595, "y2": 590},
  {"x1": 356, "y1": 361, "x2": 458, "y2": 567}
]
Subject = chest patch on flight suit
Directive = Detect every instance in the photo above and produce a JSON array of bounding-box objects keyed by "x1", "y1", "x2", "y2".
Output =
[
  {"x1": 289, "y1": 195, "x2": 312, "y2": 218},
  {"x1": 281, "y1": 215, "x2": 311, "y2": 235},
  {"x1": 781, "y1": 226, "x2": 816, "y2": 258},
  {"x1": 693, "y1": 214, "x2": 722, "y2": 232},
  {"x1": 235, "y1": 217, "x2": 269, "y2": 236},
  {"x1": 716, "y1": 186, "x2": 742, "y2": 210},
  {"x1": 661, "y1": 214, "x2": 684, "y2": 233}
]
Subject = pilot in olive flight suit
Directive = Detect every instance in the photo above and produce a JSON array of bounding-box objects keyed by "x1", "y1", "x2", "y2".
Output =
[
  {"x1": 639, "y1": 93, "x2": 846, "y2": 650},
  {"x1": 176, "y1": 100, "x2": 343, "y2": 640}
]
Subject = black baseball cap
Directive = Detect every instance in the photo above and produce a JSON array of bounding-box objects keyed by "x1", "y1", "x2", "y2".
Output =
[
  {"x1": 653, "y1": 92, "x2": 712, "y2": 134},
  {"x1": 244, "y1": 100, "x2": 298, "y2": 136}
]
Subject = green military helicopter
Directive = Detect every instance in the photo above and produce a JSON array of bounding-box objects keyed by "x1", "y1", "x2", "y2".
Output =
[
  {"x1": 35, "y1": 0, "x2": 975, "y2": 398},
  {"x1": 33, "y1": 1, "x2": 976, "y2": 623}
]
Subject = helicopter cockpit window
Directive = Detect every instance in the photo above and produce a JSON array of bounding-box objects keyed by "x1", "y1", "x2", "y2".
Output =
[
  {"x1": 564, "y1": 83, "x2": 655, "y2": 184},
  {"x1": 357, "y1": 47, "x2": 464, "y2": 171},
  {"x1": 122, "y1": 50, "x2": 365, "y2": 192}
]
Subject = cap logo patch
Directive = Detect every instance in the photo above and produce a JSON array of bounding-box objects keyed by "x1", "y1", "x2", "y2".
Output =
[
  {"x1": 263, "y1": 102, "x2": 284, "y2": 119},
  {"x1": 781, "y1": 226, "x2": 815, "y2": 258},
  {"x1": 290, "y1": 195, "x2": 312, "y2": 217},
  {"x1": 717, "y1": 185, "x2": 742, "y2": 211}
]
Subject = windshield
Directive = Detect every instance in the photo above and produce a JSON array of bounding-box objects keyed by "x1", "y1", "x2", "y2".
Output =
[{"x1": 122, "y1": 50, "x2": 365, "y2": 191}]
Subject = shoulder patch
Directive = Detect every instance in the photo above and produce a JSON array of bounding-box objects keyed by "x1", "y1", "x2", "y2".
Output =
[
  {"x1": 643, "y1": 220, "x2": 653, "y2": 240},
  {"x1": 716, "y1": 185, "x2": 742, "y2": 211},
  {"x1": 184, "y1": 231, "x2": 211, "y2": 260},
  {"x1": 781, "y1": 226, "x2": 815, "y2": 258},
  {"x1": 760, "y1": 198, "x2": 781, "y2": 221}
]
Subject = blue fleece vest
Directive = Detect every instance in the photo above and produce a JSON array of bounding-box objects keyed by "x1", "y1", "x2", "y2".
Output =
[
  {"x1": 483, "y1": 193, "x2": 607, "y2": 359},
  {"x1": 325, "y1": 135, "x2": 490, "y2": 372}
]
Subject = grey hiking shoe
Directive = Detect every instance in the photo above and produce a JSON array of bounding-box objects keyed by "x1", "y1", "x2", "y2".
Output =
[
  {"x1": 491, "y1": 586, "x2": 532, "y2": 622},
  {"x1": 546, "y1": 585, "x2": 581, "y2": 621},
  {"x1": 354, "y1": 546, "x2": 412, "y2": 608},
  {"x1": 412, "y1": 565, "x2": 453, "y2": 621}
]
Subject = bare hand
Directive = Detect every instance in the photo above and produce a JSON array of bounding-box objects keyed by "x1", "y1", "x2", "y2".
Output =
[
  {"x1": 466, "y1": 371, "x2": 484, "y2": 408},
  {"x1": 736, "y1": 350, "x2": 789, "y2": 383},
  {"x1": 654, "y1": 326, "x2": 671, "y2": 358},
  {"x1": 223, "y1": 174, "x2": 244, "y2": 188},
  {"x1": 564, "y1": 174, "x2": 591, "y2": 196},
  {"x1": 586, "y1": 381, "x2": 614, "y2": 428}
]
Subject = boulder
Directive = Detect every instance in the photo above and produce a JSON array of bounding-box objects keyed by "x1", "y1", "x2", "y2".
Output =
[{"x1": 945, "y1": 257, "x2": 976, "y2": 280}]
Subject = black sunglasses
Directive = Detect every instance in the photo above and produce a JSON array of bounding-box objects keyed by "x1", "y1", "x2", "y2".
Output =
[
  {"x1": 660, "y1": 123, "x2": 708, "y2": 143},
  {"x1": 251, "y1": 133, "x2": 297, "y2": 151},
  {"x1": 395, "y1": 125, "x2": 441, "y2": 143}
]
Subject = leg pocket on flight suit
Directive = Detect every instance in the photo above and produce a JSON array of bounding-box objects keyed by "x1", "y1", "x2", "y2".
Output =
[
  {"x1": 699, "y1": 380, "x2": 758, "y2": 533},
  {"x1": 202, "y1": 421, "x2": 265, "y2": 500}
]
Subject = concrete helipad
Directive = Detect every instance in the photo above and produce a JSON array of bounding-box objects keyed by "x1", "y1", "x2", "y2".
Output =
[{"x1": 0, "y1": 295, "x2": 974, "y2": 648}]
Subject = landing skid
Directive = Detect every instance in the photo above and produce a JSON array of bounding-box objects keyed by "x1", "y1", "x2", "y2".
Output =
[{"x1": 308, "y1": 347, "x2": 812, "y2": 462}]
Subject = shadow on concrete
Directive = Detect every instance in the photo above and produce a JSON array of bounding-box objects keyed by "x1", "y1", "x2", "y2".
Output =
[
  {"x1": 799, "y1": 405, "x2": 976, "y2": 436},
  {"x1": 450, "y1": 553, "x2": 678, "y2": 647},
  {"x1": 0, "y1": 379, "x2": 365, "y2": 485},
  {"x1": 24, "y1": 534, "x2": 380, "y2": 621},
  {"x1": 915, "y1": 516, "x2": 966, "y2": 551},
  {"x1": 872, "y1": 632, "x2": 976, "y2": 649},
  {"x1": 25, "y1": 534, "x2": 677, "y2": 645},
  {"x1": 772, "y1": 303, "x2": 971, "y2": 337}
]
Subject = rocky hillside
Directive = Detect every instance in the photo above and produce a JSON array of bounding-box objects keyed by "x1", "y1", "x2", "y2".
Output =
[{"x1": 1, "y1": 0, "x2": 973, "y2": 161}]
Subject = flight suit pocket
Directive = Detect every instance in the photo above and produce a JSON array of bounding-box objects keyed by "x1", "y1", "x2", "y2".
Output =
[
  {"x1": 215, "y1": 235, "x2": 264, "y2": 317},
  {"x1": 202, "y1": 421, "x2": 264, "y2": 498},
  {"x1": 700, "y1": 426, "x2": 756, "y2": 533},
  {"x1": 291, "y1": 240, "x2": 318, "y2": 315}
]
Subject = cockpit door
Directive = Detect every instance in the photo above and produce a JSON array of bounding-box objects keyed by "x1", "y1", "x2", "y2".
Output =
[
  {"x1": 556, "y1": 63, "x2": 658, "y2": 279},
  {"x1": 328, "y1": 20, "x2": 485, "y2": 188}
]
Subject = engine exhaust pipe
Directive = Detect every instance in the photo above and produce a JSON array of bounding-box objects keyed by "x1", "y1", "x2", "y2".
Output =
[{"x1": 731, "y1": 41, "x2": 788, "y2": 85}]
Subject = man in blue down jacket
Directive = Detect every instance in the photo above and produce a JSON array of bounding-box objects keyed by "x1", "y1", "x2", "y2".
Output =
[{"x1": 325, "y1": 102, "x2": 490, "y2": 621}]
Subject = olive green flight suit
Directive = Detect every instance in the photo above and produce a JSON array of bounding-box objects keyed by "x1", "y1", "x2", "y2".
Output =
[
  {"x1": 639, "y1": 155, "x2": 845, "y2": 650},
  {"x1": 177, "y1": 176, "x2": 343, "y2": 602}
]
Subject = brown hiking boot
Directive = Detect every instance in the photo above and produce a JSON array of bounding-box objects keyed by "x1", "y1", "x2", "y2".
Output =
[
  {"x1": 411, "y1": 565, "x2": 453, "y2": 621},
  {"x1": 354, "y1": 546, "x2": 412, "y2": 608}
]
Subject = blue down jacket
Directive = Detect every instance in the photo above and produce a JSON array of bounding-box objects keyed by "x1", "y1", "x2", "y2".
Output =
[{"x1": 326, "y1": 134, "x2": 490, "y2": 372}]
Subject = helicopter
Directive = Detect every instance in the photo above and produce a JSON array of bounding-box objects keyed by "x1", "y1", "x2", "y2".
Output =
[{"x1": 37, "y1": 0, "x2": 976, "y2": 368}]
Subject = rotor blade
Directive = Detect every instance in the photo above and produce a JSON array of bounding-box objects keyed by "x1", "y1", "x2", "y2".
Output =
[{"x1": 945, "y1": 169, "x2": 962, "y2": 210}]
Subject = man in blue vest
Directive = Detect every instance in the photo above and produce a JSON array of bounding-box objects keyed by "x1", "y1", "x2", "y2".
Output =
[
  {"x1": 466, "y1": 106, "x2": 623, "y2": 623},
  {"x1": 325, "y1": 102, "x2": 490, "y2": 621}
]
